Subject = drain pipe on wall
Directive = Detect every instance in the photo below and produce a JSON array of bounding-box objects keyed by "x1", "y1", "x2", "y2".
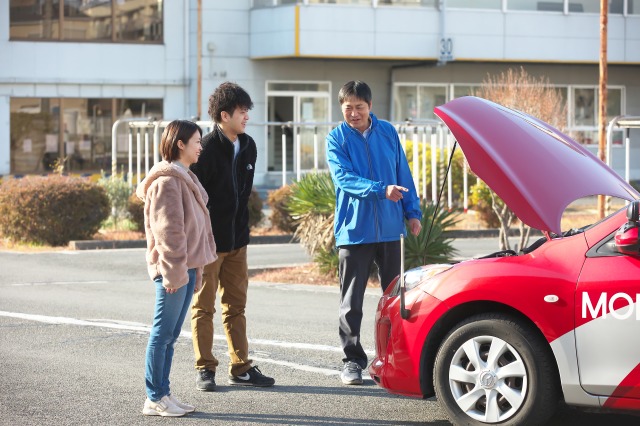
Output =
[{"x1": 386, "y1": 0, "x2": 448, "y2": 120}]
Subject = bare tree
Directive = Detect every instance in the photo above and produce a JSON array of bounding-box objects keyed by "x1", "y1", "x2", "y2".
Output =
[{"x1": 474, "y1": 67, "x2": 567, "y2": 251}]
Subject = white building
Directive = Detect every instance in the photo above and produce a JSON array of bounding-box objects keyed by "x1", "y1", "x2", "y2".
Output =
[{"x1": 1, "y1": 0, "x2": 639, "y2": 186}]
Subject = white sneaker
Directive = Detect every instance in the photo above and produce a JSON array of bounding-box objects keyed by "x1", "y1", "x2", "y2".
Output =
[
  {"x1": 168, "y1": 393, "x2": 195, "y2": 413},
  {"x1": 341, "y1": 361, "x2": 364, "y2": 385},
  {"x1": 142, "y1": 395, "x2": 186, "y2": 417}
]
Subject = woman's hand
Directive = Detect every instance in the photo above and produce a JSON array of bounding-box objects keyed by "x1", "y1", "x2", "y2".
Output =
[{"x1": 164, "y1": 285, "x2": 178, "y2": 294}]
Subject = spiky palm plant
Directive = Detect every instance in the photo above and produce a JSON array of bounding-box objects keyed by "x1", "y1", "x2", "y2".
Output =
[
  {"x1": 287, "y1": 172, "x2": 336, "y2": 257},
  {"x1": 404, "y1": 201, "x2": 461, "y2": 269},
  {"x1": 287, "y1": 172, "x2": 461, "y2": 276}
]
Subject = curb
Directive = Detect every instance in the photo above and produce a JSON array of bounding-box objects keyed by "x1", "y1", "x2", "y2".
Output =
[
  {"x1": 67, "y1": 229, "x2": 539, "y2": 250},
  {"x1": 444, "y1": 228, "x2": 543, "y2": 239},
  {"x1": 68, "y1": 234, "x2": 300, "y2": 250},
  {"x1": 68, "y1": 240, "x2": 147, "y2": 250}
]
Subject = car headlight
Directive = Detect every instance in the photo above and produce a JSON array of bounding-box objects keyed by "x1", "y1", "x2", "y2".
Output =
[{"x1": 403, "y1": 264, "x2": 453, "y2": 292}]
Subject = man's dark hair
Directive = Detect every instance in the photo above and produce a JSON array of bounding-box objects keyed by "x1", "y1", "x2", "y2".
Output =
[
  {"x1": 208, "y1": 81, "x2": 254, "y2": 123},
  {"x1": 160, "y1": 119, "x2": 202, "y2": 162},
  {"x1": 338, "y1": 80, "x2": 372, "y2": 105}
]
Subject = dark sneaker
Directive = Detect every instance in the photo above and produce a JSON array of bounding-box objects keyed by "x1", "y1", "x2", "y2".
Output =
[
  {"x1": 228, "y1": 366, "x2": 275, "y2": 387},
  {"x1": 196, "y1": 368, "x2": 216, "y2": 391},
  {"x1": 341, "y1": 361, "x2": 363, "y2": 385}
]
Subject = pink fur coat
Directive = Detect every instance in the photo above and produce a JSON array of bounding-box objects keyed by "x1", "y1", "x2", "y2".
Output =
[{"x1": 136, "y1": 161, "x2": 217, "y2": 291}]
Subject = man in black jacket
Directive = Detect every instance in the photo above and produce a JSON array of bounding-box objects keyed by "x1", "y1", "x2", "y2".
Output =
[{"x1": 190, "y1": 82, "x2": 274, "y2": 390}]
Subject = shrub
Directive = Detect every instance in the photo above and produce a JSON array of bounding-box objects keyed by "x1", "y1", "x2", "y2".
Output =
[
  {"x1": 248, "y1": 187, "x2": 264, "y2": 229},
  {"x1": 468, "y1": 180, "x2": 501, "y2": 228},
  {"x1": 472, "y1": 67, "x2": 566, "y2": 250},
  {"x1": 404, "y1": 201, "x2": 461, "y2": 269},
  {"x1": 286, "y1": 172, "x2": 461, "y2": 274},
  {"x1": 0, "y1": 175, "x2": 110, "y2": 246},
  {"x1": 127, "y1": 193, "x2": 145, "y2": 232},
  {"x1": 404, "y1": 140, "x2": 476, "y2": 204},
  {"x1": 287, "y1": 172, "x2": 336, "y2": 257},
  {"x1": 97, "y1": 172, "x2": 133, "y2": 230},
  {"x1": 267, "y1": 185, "x2": 297, "y2": 233},
  {"x1": 314, "y1": 246, "x2": 339, "y2": 277},
  {"x1": 127, "y1": 186, "x2": 261, "y2": 233}
]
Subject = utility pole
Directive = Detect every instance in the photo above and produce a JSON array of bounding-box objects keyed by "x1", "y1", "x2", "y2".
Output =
[
  {"x1": 597, "y1": 0, "x2": 608, "y2": 219},
  {"x1": 197, "y1": 0, "x2": 202, "y2": 120}
]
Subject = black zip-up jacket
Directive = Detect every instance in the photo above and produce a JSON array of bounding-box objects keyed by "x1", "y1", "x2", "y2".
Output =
[{"x1": 190, "y1": 125, "x2": 257, "y2": 252}]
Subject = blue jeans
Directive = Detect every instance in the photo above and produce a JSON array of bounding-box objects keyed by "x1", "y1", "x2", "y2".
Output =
[{"x1": 145, "y1": 269, "x2": 196, "y2": 401}]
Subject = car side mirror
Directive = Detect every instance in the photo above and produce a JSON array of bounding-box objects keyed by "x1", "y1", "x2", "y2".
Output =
[
  {"x1": 615, "y1": 200, "x2": 640, "y2": 256},
  {"x1": 628, "y1": 200, "x2": 640, "y2": 223}
]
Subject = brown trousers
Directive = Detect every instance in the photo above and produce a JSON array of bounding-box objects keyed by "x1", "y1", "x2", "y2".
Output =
[{"x1": 190, "y1": 245, "x2": 252, "y2": 376}]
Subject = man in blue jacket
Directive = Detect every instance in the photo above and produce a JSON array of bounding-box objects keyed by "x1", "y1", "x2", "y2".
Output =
[{"x1": 327, "y1": 80, "x2": 422, "y2": 385}]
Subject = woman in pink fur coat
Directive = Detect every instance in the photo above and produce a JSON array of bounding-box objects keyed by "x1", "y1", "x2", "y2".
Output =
[{"x1": 136, "y1": 120, "x2": 217, "y2": 417}]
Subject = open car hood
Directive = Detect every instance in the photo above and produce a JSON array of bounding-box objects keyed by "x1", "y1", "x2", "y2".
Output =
[{"x1": 434, "y1": 96, "x2": 639, "y2": 234}]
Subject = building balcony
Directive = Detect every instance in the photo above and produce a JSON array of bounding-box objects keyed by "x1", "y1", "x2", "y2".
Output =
[{"x1": 249, "y1": 1, "x2": 640, "y2": 63}]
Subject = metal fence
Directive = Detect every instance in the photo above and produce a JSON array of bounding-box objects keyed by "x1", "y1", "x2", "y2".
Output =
[
  {"x1": 111, "y1": 116, "x2": 640, "y2": 218},
  {"x1": 110, "y1": 118, "x2": 214, "y2": 187},
  {"x1": 111, "y1": 118, "x2": 470, "y2": 211},
  {"x1": 606, "y1": 115, "x2": 640, "y2": 183}
]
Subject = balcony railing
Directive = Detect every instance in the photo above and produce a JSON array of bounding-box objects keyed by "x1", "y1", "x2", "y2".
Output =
[{"x1": 251, "y1": 0, "x2": 437, "y2": 8}]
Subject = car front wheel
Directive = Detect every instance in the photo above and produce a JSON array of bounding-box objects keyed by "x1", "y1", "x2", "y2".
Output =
[{"x1": 434, "y1": 313, "x2": 559, "y2": 425}]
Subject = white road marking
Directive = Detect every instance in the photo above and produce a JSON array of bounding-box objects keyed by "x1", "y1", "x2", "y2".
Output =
[
  {"x1": 251, "y1": 356, "x2": 339, "y2": 376},
  {"x1": 9, "y1": 281, "x2": 109, "y2": 287},
  {"x1": 0, "y1": 310, "x2": 373, "y2": 375},
  {"x1": 252, "y1": 281, "x2": 382, "y2": 297}
]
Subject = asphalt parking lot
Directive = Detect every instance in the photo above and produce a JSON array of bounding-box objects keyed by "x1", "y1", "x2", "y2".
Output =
[{"x1": 1, "y1": 247, "x2": 639, "y2": 425}]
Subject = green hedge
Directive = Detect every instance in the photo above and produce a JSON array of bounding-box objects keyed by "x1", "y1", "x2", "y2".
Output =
[
  {"x1": 0, "y1": 175, "x2": 110, "y2": 246},
  {"x1": 127, "y1": 193, "x2": 145, "y2": 232},
  {"x1": 130, "y1": 187, "x2": 262, "y2": 233},
  {"x1": 248, "y1": 187, "x2": 264, "y2": 229}
]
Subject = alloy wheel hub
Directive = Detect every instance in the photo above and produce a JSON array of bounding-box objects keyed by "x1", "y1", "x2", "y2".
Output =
[{"x1": 478, "y1": 369, "x2": 497, "y2": 389}]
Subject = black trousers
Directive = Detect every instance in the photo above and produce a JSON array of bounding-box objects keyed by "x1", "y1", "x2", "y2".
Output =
[{"x1": 338, "y1": 240, "x2": 401, "y2": 368}]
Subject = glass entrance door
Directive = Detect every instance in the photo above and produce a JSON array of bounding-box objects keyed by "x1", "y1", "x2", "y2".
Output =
[
  {"x1": 297, "y1": 96, "x2": 329, "y2": 171},
  {"x1": 266, "y1": 82, "x2": 331, "y2": 182}
]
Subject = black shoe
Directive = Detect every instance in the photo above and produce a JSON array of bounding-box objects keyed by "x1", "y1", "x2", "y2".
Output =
[
  {"x1": 228, "y1": 366, "x2": 275, "y2": 387},
  {"x1": 196, "y1": 368, "x2": 216, "y2": 391}
]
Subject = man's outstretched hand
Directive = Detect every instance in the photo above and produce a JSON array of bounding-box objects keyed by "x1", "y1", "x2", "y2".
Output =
[{"x1": 386, "y1": 185, "x2": 408, "y2": 202}]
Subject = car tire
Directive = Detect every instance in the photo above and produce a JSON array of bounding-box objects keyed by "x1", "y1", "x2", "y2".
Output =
[{"x1": 433, "y1": 313, "x2": 559, "y2": 426}]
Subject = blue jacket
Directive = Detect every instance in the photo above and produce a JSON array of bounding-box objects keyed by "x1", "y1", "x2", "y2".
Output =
[{"x1": 326, "y1": 113, "x2": 422, "y2": 247}]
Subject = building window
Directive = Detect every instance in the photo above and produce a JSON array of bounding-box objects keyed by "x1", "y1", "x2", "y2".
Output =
[
  {"x1": 506, "y1": 0, "x2": 627, "y2": 13},
  {"x1": 377, "y1": 0, "x2": 437, "y2": 6},
  {"x1": 447, "y1": 0, "x2": 501, "y2": 9},
  {"x1": 393, "y1": 82, "x2": 624, "y2": 146},
  {"x1": 265, "y1": 81, "x2": 331, "y2": 175},
  {"x1": 393, "y1": 84, "x2": 447, "y2": 122},
  {"x1": 452, "y1": 85, "x2": 480, "y2": 98},
  {"x1": 10, "y1": 97, "x2": 162, "y2": 175},
  {"x1": 570, "y1": 86, "x2": 624, "y2": 145},
  {"x1": 9, "y1": 0, "x2": 163, "y2": 43}
]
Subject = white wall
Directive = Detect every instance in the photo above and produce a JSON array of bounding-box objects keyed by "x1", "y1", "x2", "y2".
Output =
[{"x1": 201, "y1": 0, "x2": 269, "y2": 182}]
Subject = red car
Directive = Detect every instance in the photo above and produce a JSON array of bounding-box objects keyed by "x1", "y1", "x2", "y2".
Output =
[{"x1": 369, "y1": 96, "x2": 640, "y2": 425}]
